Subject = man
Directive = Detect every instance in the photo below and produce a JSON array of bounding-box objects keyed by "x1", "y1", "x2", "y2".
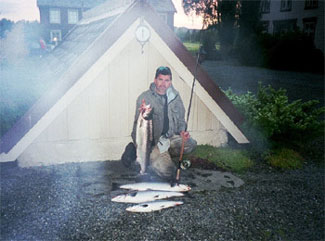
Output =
[{"x1": 121, "y1": 66, "x2": 197, "y2": 180}]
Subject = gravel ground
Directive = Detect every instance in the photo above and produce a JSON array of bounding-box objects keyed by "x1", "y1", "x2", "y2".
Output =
[{"x1": 1, "y1": 160, "x2": 324, "y2": 241}]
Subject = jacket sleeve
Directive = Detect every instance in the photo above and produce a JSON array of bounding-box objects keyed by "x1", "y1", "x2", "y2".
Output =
[{"x1": 176, "y1": 95, "x2": 187, "y2": 133}]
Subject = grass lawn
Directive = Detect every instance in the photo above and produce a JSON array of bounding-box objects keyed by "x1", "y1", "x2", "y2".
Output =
[
  {"x1": 183, "y1": 42, "x2": 221, "y2": 56},
  {"x1": 183, "y1": 42, "x2": 200, "y2": 56},
  {"x1": 185, "y1": 145, "x2": 254, "y2": 173}
]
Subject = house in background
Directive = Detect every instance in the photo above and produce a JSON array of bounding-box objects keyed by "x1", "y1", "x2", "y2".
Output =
[
  {"x1": 37, "y1": 0, "x2": 106, "y2": 44},
  {"x1": 260, "y1": 0, "x2": 324, "y2": 53},
  {"x1": 37, "y1": 0, "x2": 176, "y2": 45}
]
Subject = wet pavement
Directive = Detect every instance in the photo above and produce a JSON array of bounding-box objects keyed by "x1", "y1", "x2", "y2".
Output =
[{"x1": 202, "y1": 60, "x2": 324, "y2": 104}]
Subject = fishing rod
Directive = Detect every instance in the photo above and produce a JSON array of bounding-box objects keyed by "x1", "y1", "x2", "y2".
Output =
[
  {"x1": 175, "y1": 47, "x2": 200, "y2": 182},
  {"x1": 175, "y1": 18, "x2": 207, "y2": 184}
]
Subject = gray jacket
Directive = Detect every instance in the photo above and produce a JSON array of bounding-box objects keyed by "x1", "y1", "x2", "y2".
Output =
[{"x1": 131, "y1": 83, "x2": 187, "y2": 145}]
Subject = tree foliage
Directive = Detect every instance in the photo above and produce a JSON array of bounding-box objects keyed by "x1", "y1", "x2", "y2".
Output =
[
  {"x1": 0, "y1": 20, "x2": 44, "y2": 63},
  {"x1": 182, "y1": 0, "x2": 262, "y2": 54},
  {"x1": 0, "y1": 18, "x2": 14, "y2": 38},
  {"x1": 0, "y1": 22, "x2": 29, "y2": 63},
  {"x1": 183, "y1": 0, "x2": 238, "y2": 50}
]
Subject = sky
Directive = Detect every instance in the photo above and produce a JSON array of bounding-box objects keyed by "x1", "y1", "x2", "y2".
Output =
[{"x1": 0, "y1": 0, "x2": 203, "y2": 29}]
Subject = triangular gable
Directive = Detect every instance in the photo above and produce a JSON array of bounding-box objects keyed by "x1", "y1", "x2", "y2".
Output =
[{"x1": 0, "y1": 0, "x2": 248, "y2": 162}]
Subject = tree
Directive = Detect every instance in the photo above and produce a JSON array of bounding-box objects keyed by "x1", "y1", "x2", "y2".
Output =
[
  {"x1": 182, "y1": 0, "x2": 262, "y2": 56},
  {"x1": 0, "y1": 20, "x2": 45, "y2": 63},
  {"x1": 0, "y1": 22, "x2": 29, "y2": 63},
  {"x1": 237, "y1": 0, "x2": 262, "y2": 40},
  {"x1": 0, "y1": 18, "x2": 14, "y2": 38},
  {"x1": 183, "y1": 0, "x2": 238, "y2": 54}
]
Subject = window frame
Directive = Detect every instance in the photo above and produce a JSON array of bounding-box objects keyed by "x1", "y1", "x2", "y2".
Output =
[
  {"x1": 273, "y1": 19, "x2": 297, "y2": 34},
  {"x1": 303, "y1": 17, "x2": 317, "y2": 40},
  {"x1": 261, "y1": 21, "x2": 270, "y2": 33},
  {"x1": 49, "y1": 8, "x2": 61, "y2": 24},
  {"x1": 305, "y1": 0, "x2": 318, "y2": 9},
  {"x1": 68, "y1": 9, "x2": 79, "y2": 24},
  {"x1": 260, "y1": 0, "x2": 271, "y2": 14},
  {"x1": 50, "y1": 29, "x2": 62, "y2": 43},
  {"x1": 280, "y1": 0, "x2": 292, "y2": 12}
]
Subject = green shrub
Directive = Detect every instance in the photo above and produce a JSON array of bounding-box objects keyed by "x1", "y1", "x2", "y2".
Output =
[
  {"x1": 224, "y1": 83, "x2": 325, "y2": 151},
  {"x1": 266, "y1": 148, "x2": 304, "y2": 170},
  {"x1": 187, "y1": 145, "x2": 254, "y2": 172}
]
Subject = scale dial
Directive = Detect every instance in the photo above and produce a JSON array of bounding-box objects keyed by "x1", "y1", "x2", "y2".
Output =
[{"x1": 135, "y1": 24, "x2": 151, "y2": 43}]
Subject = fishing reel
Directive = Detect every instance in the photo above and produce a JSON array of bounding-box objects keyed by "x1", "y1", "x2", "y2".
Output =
[{"x1": 180, "y1": 160, "x2": 191, "y2": 170}]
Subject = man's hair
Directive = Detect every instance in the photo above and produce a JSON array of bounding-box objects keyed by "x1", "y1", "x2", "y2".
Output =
[{"x1": 155, "y1": 66, "x2": 172, "y2": 80}]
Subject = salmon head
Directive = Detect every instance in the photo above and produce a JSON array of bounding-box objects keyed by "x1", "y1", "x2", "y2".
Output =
[{"x1": 139, "y1": 99, "x2": 152, "y2": 119}]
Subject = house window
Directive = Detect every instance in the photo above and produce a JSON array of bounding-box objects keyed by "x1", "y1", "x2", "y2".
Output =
[
  {"x1": 305, "y1": 0, "x2": 318, "y2": 9},
  {"x1": 159, "y1": 14, "x2": 167, "y2": 24},
  {"x1": 260, "y1": 0, "x2": 271, "y2": 13},
  {"x1": 303, "y1": 17, "x2": 317, "y2": 40},
  {"x1": 50, "y1": 30, "x2": 62, "y2": 43},
  {"x1": 68, "y1": 9, "x2": 79, "y2": 24},
  {"x1": 49, "y1": 8, "x2": 61, "y2": 24},
  {"x1": 261, "y1": 21, "x2": 270, "y2": 33},
  {"x1": 280, "y1": 0, "x2": 292, "y2": 11},
  {"x1": 273, "y1": 19, "x2": 297, "y2": 34}
]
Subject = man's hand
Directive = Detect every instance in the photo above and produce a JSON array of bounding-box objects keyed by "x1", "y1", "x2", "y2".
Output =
[{"x1": 180, "y1": 131, "x2": 190, "y2": 141}]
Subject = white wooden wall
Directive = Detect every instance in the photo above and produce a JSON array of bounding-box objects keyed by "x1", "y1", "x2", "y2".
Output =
[{"x1": 18, "y1": 37, "x2": 227, "y2": 166}]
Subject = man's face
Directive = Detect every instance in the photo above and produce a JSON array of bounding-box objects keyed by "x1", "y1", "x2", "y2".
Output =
[{"x1": 154, "y1": 74, "x2": 172, "y2": 95}]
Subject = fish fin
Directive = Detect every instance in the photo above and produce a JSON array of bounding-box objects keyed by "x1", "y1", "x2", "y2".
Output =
[{"x1": 130, "y1": 192, "x2": 137, "y2": 197}]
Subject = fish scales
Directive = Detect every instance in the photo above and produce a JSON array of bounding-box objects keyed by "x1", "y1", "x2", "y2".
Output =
[
  {"x1": 120, "y1": 182, "x2": 191, "y2": 192},
  {"x1": 136, "y1": 99, "x2": 153, "y2": 174},
  {"x1": 126, "y1": 200, "x2": 184, "y2": 213},
  {"x1": 111, "y1": 190, "x2": 184, "y2": 203}
]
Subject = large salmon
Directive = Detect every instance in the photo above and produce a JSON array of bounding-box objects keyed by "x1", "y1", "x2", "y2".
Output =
[
  {"x1": 119, "y1": 182, "x2": 191, "y2": 192},
  {"x1": 111, "y1": 190, "x2": 184, "y2": 203},
  {"x1": 136, "y1": 99, "x2": 153, "y2": 174},
  {"x1": 126, "y1": 200, "x2": 183, "y2": 213}
]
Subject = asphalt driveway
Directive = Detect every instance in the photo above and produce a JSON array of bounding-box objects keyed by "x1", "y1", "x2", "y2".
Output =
[{"x1": 201, "y1": 60, "x2": 324, "y2": 104}]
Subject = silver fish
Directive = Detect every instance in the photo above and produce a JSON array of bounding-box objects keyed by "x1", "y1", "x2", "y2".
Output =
[
  {"x1": 126, "y1": 200, "x2": 183, "y2": 213},
  {"x1": 120, "y1": 182, "x2": 191, "y2": 192},
  {"x1": 111, "y1": 190, "x2": 184, "y2": 203},
  {"x1": 136, "y1": 99, "x2": 152, "y2": 174}
]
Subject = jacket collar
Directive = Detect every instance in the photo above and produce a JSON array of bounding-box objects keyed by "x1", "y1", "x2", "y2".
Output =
[{"x1": 149, "y1": 82, "x2": 178, "y2": 103}]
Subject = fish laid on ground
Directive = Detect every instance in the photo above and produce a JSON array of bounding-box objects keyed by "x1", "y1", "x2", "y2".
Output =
[
  {"x1": 126, "y1": 200, "x2": 184, "y2": 213},
  {"x1": 111, "y1": 190, "x2": 184, "y2": 203},
  {"x1": 136, "y1": 99, "x2": 153, "y2": 174},
  {"x1": 120, "y1": 182, "x2": 191, "y2": 192}
]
